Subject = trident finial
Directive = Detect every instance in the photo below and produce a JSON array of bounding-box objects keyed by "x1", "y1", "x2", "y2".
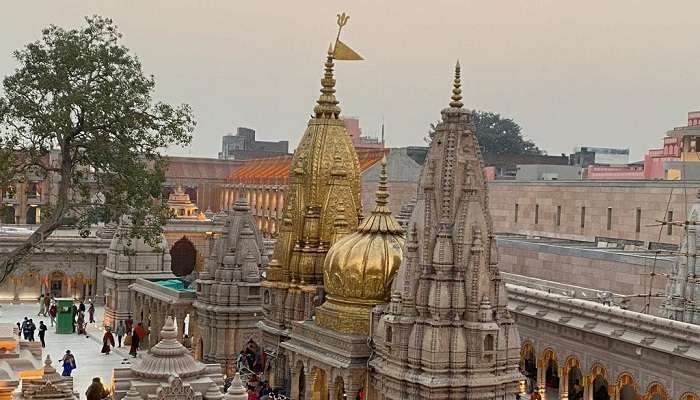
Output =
[{"x1": 335, "y1": 12, "x2": 350, "y2": 45}]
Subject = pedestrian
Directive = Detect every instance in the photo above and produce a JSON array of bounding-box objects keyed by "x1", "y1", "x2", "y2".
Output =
[
  {"x1": 61, "y1": 350, "x2": 76, "y2": 376},
  {"x1": 78, "y1": 300, "x2": 86, "y2": 314},
  {"x1": 28, "y1": 319, "x2": 36, "y2": 342},
  {"x1": 38, "y1": 321, "x2": 47, "y2": 348},
  {"x1": 134, "y1": 322, "x2": 148, "y2": 349},
  {"x1": 88, "y1": 302, "x2": 95, "y2": 324},
  {"x1": 44, "y1": 294, "x2": 51, "y2": 315},
  {"x1": 77, "y1": 312, "x2": 85, "y2": 335},
  {"x1": 38, "y1": 294, "x2": 45, "y2": 316},
  {"x1": 125, "y1": 315, "x2": 133, "y2": 333},
  {"x1": 129, "y1": 327, "x2": 140, "y2": 358},
  {"x1": 15, "y1": 322, "x2": 20, "y2": 338},
  {"x1": 85, "y1": 377, "x2": 109, "y2": 400},
  {"x1": 49, "y1": 303, "x2": 57, "y2": 327},
  {"x1": 21, "y1": 317, "x2": 29, "y2": 340},
  {"x1": 116, "y1": 321, "x2": 125, "y2": 347},
  {"x1": 71, "y1": 304, "x2": 78, "y2": 332},
  {"x1": 101, "y1": 327, "x2": 115, "y2": 355}
]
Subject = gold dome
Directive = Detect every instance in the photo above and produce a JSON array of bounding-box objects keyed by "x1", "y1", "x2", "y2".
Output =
[{"x1": 316, "y1": 158, "x2": 405, "y2": 334}]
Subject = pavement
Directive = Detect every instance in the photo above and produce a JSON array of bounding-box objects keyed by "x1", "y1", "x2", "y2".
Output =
[{"x1": 0, "y1": 302, "x2": 142, "y2": 399}]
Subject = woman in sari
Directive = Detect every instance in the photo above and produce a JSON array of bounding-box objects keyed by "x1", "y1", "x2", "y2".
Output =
[
  {"x1": 61, "y1": 350, "x2": 76, "y2": 376},
  {"x1": 101, "y1": 327, "x2": 115, "y2": 355}
]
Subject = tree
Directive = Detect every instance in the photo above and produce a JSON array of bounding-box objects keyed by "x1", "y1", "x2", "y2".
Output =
[
  {"x1": 426, "y1": 111, "x2": 542, "y2": 157},
  {"x1": 0, "y1": 16, "x2": 195, "y2": 284}
]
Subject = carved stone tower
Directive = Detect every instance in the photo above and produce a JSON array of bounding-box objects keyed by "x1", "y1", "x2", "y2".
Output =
[
  {"x1": 194, "y1": 198, "x2": 265, "y2": 367},
  {"x1": 369, "y1": 63, "x2": 522, "y2": 400},
  {"x1": 259, "y1": 47, "x2": 362, "y2": 389},
  {"x1": 663, "y1": 190, "x2": 700, "y2": 324}
]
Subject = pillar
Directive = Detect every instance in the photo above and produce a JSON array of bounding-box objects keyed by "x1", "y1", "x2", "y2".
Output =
[
  {"x1": 537, "y1": 359, "x2": 546, "y2": 399},
  {"x1": 304, "y1": 368, "x2": 315, "y2": 400},
  {"x1": 560, "y1": 367, "x2": 569, "y2": 400},
  {"x1": 584, "y1": 375, "x2": 591, "y2": 400}
]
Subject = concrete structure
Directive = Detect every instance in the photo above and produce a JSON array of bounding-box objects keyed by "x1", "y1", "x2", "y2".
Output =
[
  {"x1": 111, "y1": 316, "x2": 224, "y2": 400},
  {"x1": 102, "y1": 218, "x2": 174, "y2": 329},
  {"x1": 194, "y1": 198, "x2": 266, "y2": 368},
  {"x1": 218, "y1": 127, "x2": 289, "y2": 161},
  {"x1": 571, "y1": 147, "x2": 630, "y2": 167},
  {"x1": 488, "y1": 180, "x2": 700, "y2": 246},
  {"x1": 516, "y1": 164, "x2": 582, "y2": 181},
  {"x1": 343, "y1": 117, "x2": 384, "y2": 149}
]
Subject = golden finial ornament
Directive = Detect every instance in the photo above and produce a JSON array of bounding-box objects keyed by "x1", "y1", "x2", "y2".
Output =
[{"x1": 450, "y1": 61, "x2": 463, "y2": 108}]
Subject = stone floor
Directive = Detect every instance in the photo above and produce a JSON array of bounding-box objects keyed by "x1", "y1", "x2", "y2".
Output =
[{"x1": 0, "y1": 302, "x2": 140, "y2": 399}]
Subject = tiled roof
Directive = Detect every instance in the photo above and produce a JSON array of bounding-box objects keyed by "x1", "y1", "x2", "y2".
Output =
[
  {"x1": 228, "y1": 149, "x2": 387, "y2": 184},
  {"x1": 165, "y1": 156, "x2": 242, "y2": 181}
]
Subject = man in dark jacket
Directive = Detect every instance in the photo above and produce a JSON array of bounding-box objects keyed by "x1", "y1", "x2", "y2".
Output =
[
  {"x1": 38, "y1": 321, "x2": 47, "y2": 347},
  {"x1": 85, "y1": 377, "x2": 108, "y2": 400}
]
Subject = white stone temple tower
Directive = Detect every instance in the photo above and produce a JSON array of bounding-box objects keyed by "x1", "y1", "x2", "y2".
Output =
[{"x1": 369, "y1": 63, "x2": 522, "y2": 400}]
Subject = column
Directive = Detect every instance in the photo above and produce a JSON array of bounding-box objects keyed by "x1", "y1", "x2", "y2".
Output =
[
  {"x1": 303, "y1": 367, "x2": 314, "y2": 400},
  {"x1": 583, "y1": 375, "x2": 591, "y2": 400},
  {"x1": 560, "y1": 367, "x2": 569, "y2": 400},
  {"x1": 538, "y1": 359, "x2": 546, "y2": 399}
]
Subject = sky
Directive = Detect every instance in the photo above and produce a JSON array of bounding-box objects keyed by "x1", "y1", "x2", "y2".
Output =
[{"x1": 1, "y1": 1, "x2": 699, "y2": 161}]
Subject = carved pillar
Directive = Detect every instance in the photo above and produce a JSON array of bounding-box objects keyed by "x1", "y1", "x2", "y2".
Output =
[
  {"x1": 560, "y1": 367, "x2": 569, "y2": 400},
  {"x1": 290, "y1": 366, "x2": 301, "y2": 400},
  {"x1": 303, "y1": 367, "x2": 314, "y2": 400},
  {"x1": 537, "y1": 359, "x2": 546, "y2": 399},
  {"x1": 583, "y1": 375, "x2": 591, "y2": 400}
]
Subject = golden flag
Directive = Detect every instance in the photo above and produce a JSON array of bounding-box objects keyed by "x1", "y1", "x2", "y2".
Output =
[{"x1": 333, "y1": 39, "x2": 364, "y2": 61}]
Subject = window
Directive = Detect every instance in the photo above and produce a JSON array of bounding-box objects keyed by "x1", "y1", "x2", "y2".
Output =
[
  {"x1": 667, "y1": 211, "x2": 674, "y2": 235},
  {"x1": 249, "y1": 286, "x2": 260, "y2": 297},
  {"x1": 514, "y1": 203, "x2": 519, "y2": 223},
  {"x1": 607, "y1": 207, "x2": 613, "y2": 231},
  {"x1": 580, "y1": 206, "x2": 586, "y2": 228},
  {"x1": 556, "y1": 206, "x2": 561, "y2": 227},
  {"x1": 484, "y1": 334, "x2": 494, "y2": 351},
  {"x1": 534, "y1": 204, "x2": 539, "y2": 225},
  {"x1": 635, "y1": 208, "x2": 641, "y2": 233},
  {"x1": 386, "y1": 326, "x2": 392, "y2": 343}
]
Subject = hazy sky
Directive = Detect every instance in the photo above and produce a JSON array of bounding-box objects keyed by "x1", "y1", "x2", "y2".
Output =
[{"x1": 2, "y1": 1, "x2": 699, "y2": 160}]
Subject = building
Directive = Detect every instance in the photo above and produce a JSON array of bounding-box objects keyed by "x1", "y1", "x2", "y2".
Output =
[
  {"x1": 488, "y1": 180, "x2": 700, "y2": 247},
  {"x1": 343, "y1": 117, "x2": 384, "y2": 149},
  {"x1": 584, "y1": 162, "x2": 645, "y2": 180},
  {"x1": 571, "y1": 146, "x2": 630, "y2": 167},
  {"x1": 644, "y1": 137, "x2": 682, "y2": 180},
  {"x1": 218, "y1": 127, "x2": 289, "y2": 161},
  {"x1": 483, "y1": 153, "x2": 570, "y2": 179},
  {"x1": 516, "y1": 164, "x2": 582, "y2": 181},
  {"x1": 165, "y1": 156, "x2": 242, "y2": 213},
  {"x1": 258, "y1": 48, "x2": 364, "y2": 392}
]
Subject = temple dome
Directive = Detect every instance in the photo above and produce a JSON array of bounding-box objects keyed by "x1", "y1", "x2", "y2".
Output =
[
  {"x1": 317, "y1": 158, "x2": 405, "y2": 334},
  {"x1": 130, "y1": 316, "x2": 206, "y2": 379}
]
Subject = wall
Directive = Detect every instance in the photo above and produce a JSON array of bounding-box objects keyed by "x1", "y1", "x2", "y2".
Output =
[
  {"x1": 488, "y1": 180, "x2": 700, "y2": 245},
  {"x1": 515, "y1": 165, "x2": 582, "y2": 181}
]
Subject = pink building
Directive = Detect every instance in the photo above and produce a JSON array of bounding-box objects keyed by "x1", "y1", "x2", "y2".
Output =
[
  {"x1": 584, "y1": 163, "x2": 645, "y2": 180},
  {"x1": 343, "y1": 117, "x2": 384, "y2": 149},
  {"x1": 643, "y1": 136, "x2": 681, "y2": 180}
]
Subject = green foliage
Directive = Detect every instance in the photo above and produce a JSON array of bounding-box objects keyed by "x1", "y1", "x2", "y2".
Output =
[
  {"x1": 0, "y1": 16, "x2": 194, "y2": 281},
  {"x1": 427, "y1": 111, "x2": 541, "y2": 157}
]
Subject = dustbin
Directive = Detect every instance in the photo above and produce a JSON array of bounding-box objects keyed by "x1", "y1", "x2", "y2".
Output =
[{"x1": 55, "y1": 298, "x2": 74, "y2": 334}]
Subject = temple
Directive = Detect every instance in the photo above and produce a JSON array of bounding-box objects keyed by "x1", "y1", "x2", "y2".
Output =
[{"x1": 258, "y1": 44, "x2": 363, "y2": 388}]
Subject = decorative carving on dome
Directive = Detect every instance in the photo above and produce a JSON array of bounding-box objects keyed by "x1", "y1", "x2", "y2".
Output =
[{"x1": 156, "y1": 374, "x2": 196, "y2": 400}]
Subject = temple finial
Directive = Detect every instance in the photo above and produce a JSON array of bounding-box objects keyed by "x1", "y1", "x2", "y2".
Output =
[
  {"x1": 375, "y1": 156, "x2": 389, "y2": 208},
  {"x1": 313, "y1": 46, "x2": 341, "y2": 119},
  {"x1": 450, "y1": 60, "x2": 463, "y2": 108}
]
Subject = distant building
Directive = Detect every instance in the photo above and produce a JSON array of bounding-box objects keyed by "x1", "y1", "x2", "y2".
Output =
[
  {"x1": 343, "y1": 117, "x2": 384, "y2": 149},
  {"x1": 218, "y1": 127, "x2": 289, "y2": 160},
  {"x1": 483, "y1": 153, "x2": 570, "y2": 179},
  {"x1": 515, "y1": 164, "x2": 582, "y2": 181},
  {"x1": 570, "y1": 146, "x2": 630, "y2": 167},
  {"x1": 644, "y1": 136, "x2": 681, "y2": 180},
  {"x1": 584, "y1": 162, "x2": 645, "y2": 180}
]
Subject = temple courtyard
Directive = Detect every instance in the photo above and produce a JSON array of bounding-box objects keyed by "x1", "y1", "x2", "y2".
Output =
[{"x1": 0, "y1": 302, "x2": 139, "y2": 399}]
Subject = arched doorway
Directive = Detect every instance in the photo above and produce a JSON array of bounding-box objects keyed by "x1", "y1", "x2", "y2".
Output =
[
  {"x1": 521, "y1": 343, "x2": 537, "y2": 394},
  {"x1": 333, "y1": 376, "x2": 345, "y2": 400},
  {"x1": 543, "y1": 348, "x2": 559, "y2": 399},
  {"x1": 566, "y1": 357, "x2": 584, "y2": 400},
  {"x1": 73, "y1": 273, "x2": 86, "y2": 300},
  {"x1": 26, "y1": 206, "x2": 38, "y2": 224},
  {"x1": 616, "y1": 374, "x2": 637, "y2": 400},
  {"x1": 170, "y1": 237, "x2": 197, "y2": 277},
  {"x1": 645, "y1": 383, "x2": 668, "y2": 400},
  {"x1": 49, "y1": 271, "x2": 66, "y2": 297},
  {"x1": 591, "y1": 365, "x2": 610, "y2": 400},
  {"x1": 20, "y1": 270, "x2": 41, "y2": 301},
  {"x1": 0, "y1": 205, "x2": 14, "y2": 224},
  {"x1": 311, "y1": 367, "x2": 328, "y2": 400}
]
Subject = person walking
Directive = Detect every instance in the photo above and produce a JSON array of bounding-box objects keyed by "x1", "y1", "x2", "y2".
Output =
[
  {"x1": 61, "y1": 350, "x2": 76, "y2": 376},
  {"x1": 88, "y1": 302, "x2": 95, "y2": 324},
  {"x1": 71, "y1": 303, "x2": 78, "y2": 333},
  {"x1": 77, "y1": 312, "x2": 86, "y2": 335},
  {"x1": 49, "y1": 303, "x2": 57, "y2": 327},
  {"x1": 37, "y1": 294, "x2": 46, "y2": 316},
  {"x1": 44, "y1": 294, "x2": 51, "y2": 315},
  {"x1": 38, "y1": 321, "x2": 47, "y2": 348},
  {"x1": 28, "y1": 319, "x2": 36, "y2": 342},
  {"x1": 78, "y1": 300, "x2": 86, "y2": 314},
  {"x1": 101, "y1": 327, "x2": 115, "y2": 355},
  {"x1": 21, "y1": 317, "x2": 29, "y2": 340},
  {"x1": 85, "y1": 377, "x2": 109, "y2": 400},
  {"x1": 125, "y1": 315, "x2": 133, "y2": 333},
  {"x1": 129, "y1": 327, "x2": 140, "y2": 358},
  {"x1": 15, "y1": 322, "x2": 21, "y2": 338},
  {"x1": 116, "y1": 321, "x2": 125, "y2": 347}
]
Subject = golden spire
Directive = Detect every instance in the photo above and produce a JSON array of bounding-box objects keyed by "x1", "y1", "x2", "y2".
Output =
[
  {"x1": 358, "y1": 156, "x2": 403, "y2": 234},
  {"x1": 449, "y1": 61, "x2": 463, "y2": 108},
  {"x1": 313, "y1": 46, "x2": 341, "y2": 119}
]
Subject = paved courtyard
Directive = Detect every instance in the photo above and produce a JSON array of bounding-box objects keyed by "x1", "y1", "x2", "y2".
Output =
[{"x1": 0, "y1": 302, "x2": 139, "y2": 399}]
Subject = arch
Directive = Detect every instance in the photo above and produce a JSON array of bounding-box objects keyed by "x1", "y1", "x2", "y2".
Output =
[
  {"x1": 542, "y1": 347, "x2": 558, "y2": 363},
  {"x1": 484, "y1": 334, "x2": 494, "y2": 351},
  {"x1": 520, "y1": 342, "x2": 537, "y2": 394},
  {"x1": 333, "y1": 376, "x2": 345, "y2": 400},
  {"x1": 615, "y1": 373, "x2": 637, "y2": 391},
  {"x1": 25, "y1": 206, "x2": 38, "y2": 224},
  {"x1": 170, "y1": 237, "x2": 197, "y2": 277},
  {"x1": 644, "y1": 383, "x2": 668, "y2": 400},
  {"x1": 591, "y1": 364, "x2": 610, "y2": 400},
  {"x1": 48, "y1": 270, "x2": 66, "y2": 298},
  {"x1": 616, "y1": 373, "x2": 638, "y2": 400},
  {"x1": 543, "y1": 348, "x2": 559, "y2": 393},
  {"x1": 311, "y1": 367, "x2": 329, "y2": 400},
  {"x1": 590, "y1": 363, "x2": 609, "y2": 381},
  {"x1": 0, "y1": 205, "x2": 14, "y2": 224},
  {"x1": 680, "y1": 393, "x2": 699, "y2": 400}
]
